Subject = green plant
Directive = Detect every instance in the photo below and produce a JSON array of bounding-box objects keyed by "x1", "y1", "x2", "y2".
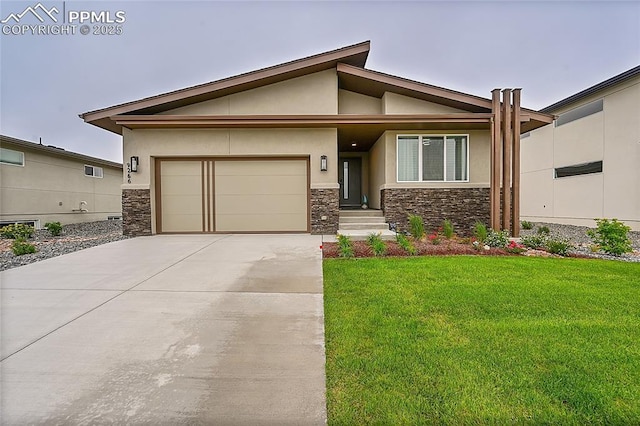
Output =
[
  {"x1": 545, "y1": 239, "x2": 572, "y2": 256},
  {"x1": 587, "y1": 218, "x2": 633, "y2": 256},
  {"x1": 520, "y1": 234, "x2": 547, "y2": 249},
  {"x1": 427, "y1": 232, "x2": 440, "y2": 245},
  {"x1": 408, "y1": 214, "x2": 425, "y2": 240},
  {"x1": 473, "y1": 222, "x2": 488, "y2": 243},
  {"x1": 0, "y1": 223, "x2": 34, "y2": 240},
  {"x1": 442, "y1": 219, "x2": 454, "y2": 239},
  {"x1": 366, "y1": 233, "x2": 387, "y2": 257},
  {"x1": 484, "y1": 230, "x2": 509, "y2": 248},
  {"x1": 44, "y1": 221, "x2": 63, "y2": 236},
  {"x1": 396, "y1": 233, "x2": 417, "y2": 255},
  {"x1": 337, "y1": 234, "x2": 354, "y2": 258},
  {"x1": 537, "y1": 225, "x2": 550, "y2": 236},
  {"x1": 521, "y1": 220, "x2": 534, "y2": 230},
  {"x1": 11, "y1": 238, "x2": 36, "y2": 255}
]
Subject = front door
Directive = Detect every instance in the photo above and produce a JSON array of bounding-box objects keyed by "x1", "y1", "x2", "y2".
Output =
[{"x1": 339, "y1": 157, "x2": 361, "y2": 208}]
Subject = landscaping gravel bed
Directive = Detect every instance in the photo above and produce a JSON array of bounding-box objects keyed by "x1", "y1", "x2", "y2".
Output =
[
  {"x1": 520, "y1": 222, "x2": 640, "y2": 263},
  {"x1": 0, "y1": 220, "x2": 129, "y2": 271}
]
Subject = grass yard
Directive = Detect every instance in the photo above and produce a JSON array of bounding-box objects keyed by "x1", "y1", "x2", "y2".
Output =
[{"x1": 323, "y1": 256, "x2": 640, "y2": 424}]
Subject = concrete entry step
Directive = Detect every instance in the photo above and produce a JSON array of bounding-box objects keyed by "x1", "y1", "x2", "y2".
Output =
[
  {"x1": 339, "y1": 216, "x2": 387, "y2": 224},
  {"x1": 335, "y1": 229, "x2": 397, "y2": 241},
  {"x1": 338, "y1": 209, "x2": 384, "y2": 217},
  {"x1": 339, "y1": 223, "x2": 390, "y2": 231}
]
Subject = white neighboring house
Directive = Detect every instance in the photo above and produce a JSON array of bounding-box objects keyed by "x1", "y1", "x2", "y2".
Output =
[
  {"x1": 0, "y1": 135, "x2": 123, "y2": 228},
  {"x1": 521, "y1": 65, "x2": 640, "y2": 231}
]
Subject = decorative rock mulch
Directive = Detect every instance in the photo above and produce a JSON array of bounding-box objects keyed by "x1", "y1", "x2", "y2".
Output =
[{"x1": 0, "y1": 220, "x2": 129, "y2": 271}]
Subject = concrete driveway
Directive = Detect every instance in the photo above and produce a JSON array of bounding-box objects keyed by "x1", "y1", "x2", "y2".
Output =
[{"x1": 0, "y1": 234, "x2": 326, "y2": 425}]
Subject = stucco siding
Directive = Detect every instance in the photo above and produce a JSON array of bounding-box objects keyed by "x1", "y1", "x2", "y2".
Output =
[
  {"x1": 553, "y1": 112, "x2": 603, "y2": 167},
  {"x1": 368, "y1": 133, "x2": 386, "y2": 209},
  {"x1": 0, "y1": 145, "x2": 121, "y2": 225},
  {"x1": 338, "y1": 89, "x2": 382, "y2": 114},
  {"x1": 159, "y1": 69, "x2": 338, "y2": 115}
]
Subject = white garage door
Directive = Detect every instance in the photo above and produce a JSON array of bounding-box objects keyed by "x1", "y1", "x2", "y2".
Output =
[{"x1": 158, "y1": 158, "x2": 308, "y2": 233}]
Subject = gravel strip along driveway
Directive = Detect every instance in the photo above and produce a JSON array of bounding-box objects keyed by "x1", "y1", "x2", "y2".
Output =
[
  {"x1": 0, "y1": 220, "x2": 129, "y2": 271},
  {"x1": 1, "y1": 220, "x2": 639, "y2": 271}
]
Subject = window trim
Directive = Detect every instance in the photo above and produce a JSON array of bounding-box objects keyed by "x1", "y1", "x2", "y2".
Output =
[
  {"x1": 396, "y1": 134, "x2": 470, "y2": 183},
  {"x1": 84, "y1": 164, "x2": 104, "y2": 178},
  {"x1": 0, "y1": 147, "x2": 25, "y2": 167}
]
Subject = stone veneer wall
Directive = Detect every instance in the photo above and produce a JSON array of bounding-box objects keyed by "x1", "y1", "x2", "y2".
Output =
[
  {"x1": 122, "y1": 189, "x2": 152, "y2": 236},
  {"x1": 310, "y1": 188, "x2": 339, "y2": 234},
  {"x1": 381, "y1": 188, "x2": 490, "y2": 237}
]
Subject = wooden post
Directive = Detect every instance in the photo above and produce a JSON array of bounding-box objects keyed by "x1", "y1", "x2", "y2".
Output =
[
  {"x1": 501, "y1": 89, "x2": 512, "y2": 232},
  {"x1": 491, "y1": 89, "x2": 502, "y2": 231},
  {"x1": 511, "y1": 89, "x2": 522, "y2": 237}
]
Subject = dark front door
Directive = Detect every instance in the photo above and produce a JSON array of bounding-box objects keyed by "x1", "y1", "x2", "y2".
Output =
[{"x1": 339, "y1": 157, "x2": 361, "y2": 207}]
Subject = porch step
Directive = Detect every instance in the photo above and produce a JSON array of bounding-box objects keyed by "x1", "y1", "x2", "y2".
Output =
[
  {"x1": 335, "y1": 229, "x2": 397, "y2": 241},
  {"x1": 338, "y1": 209, "x2": 384, "y2": 217},
  {"x1": 337, "y1": 208, "x2": 393, "y2": 238},
  {"x1": 338, "y1": 222, "x2": 390, "y2": 231}
]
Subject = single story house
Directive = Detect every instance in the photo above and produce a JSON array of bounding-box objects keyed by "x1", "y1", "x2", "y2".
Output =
[
  {"x1": 81, "y1": 41, "x2": 553, "y2": 237},
  {"x1": 0, "y1": 135, "x2": 122, "y2": 228},
  {"x1": 521, "y1": 65, "x2": 640, "y2": 231}
]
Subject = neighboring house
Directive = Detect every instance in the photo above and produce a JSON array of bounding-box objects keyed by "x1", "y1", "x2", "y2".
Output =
[
  {"x1": 521, "y1": 65, "x2": 640, "y2": 231},
  {"x1": 0, "y1": 135, "x2": 122, "y2": 228},
  {"x1": 81, "y1": 41, "x2": 553, "y2": 236}
]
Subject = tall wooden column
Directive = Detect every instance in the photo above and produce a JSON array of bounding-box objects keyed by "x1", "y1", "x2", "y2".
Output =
[
  {"x1": 490, "y1": 89, "x2": 502, "y2": 231},
  {"x1": 501, "y1": 89, "x2": 512, "y2": 232},
  {"x1": 511, "y1": 89, "x2": 522, "y2": 237}
]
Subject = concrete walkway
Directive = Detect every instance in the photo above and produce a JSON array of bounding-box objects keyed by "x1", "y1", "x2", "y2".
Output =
[{"x1": 1, "y1": 234, "x2": 326, "y2": 425}]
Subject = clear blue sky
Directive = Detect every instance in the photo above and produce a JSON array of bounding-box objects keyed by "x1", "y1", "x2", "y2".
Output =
[{"x1": 1, "y1": 0, "x2": 639, "y2": 163}]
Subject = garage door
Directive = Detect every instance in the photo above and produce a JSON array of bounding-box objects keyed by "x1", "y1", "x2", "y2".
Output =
[{"x1": 157, "y1": 158, "x2": 309, "y2": 233}]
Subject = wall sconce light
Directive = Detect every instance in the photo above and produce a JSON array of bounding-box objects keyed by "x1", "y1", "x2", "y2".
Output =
[
  {"x1": 320, "y1": 155, "x2": 328, "y2": 172},
  {"x1": 130, "y1": 156, "x2": 139, "y2": 172}
]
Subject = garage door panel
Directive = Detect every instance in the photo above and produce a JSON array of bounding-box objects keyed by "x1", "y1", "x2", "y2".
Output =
[
  {"x1": 160, "y1": 195, "x2": 202, "y2": 215},
  {"x1": 215, "y1": 175, "x2": 307, "y2": 195},
  {"x1": 215, "y1": 194, "x2": 307, "y2": 215},
  {"x1": 162, "y1": 214, "x2": 202, "y2": 232},
  {"x1": 216, "y1": 160, "x2": 306, "y2": 176},
  {"x1": 161, "y1": 176, "x2": 202, "y2": 196},
  {"x1": 159, "y1": 158, "x2": 308, "y2": 233},
  {"x1": 216, "y1": 213, "x2": 307, "y2": 232}
]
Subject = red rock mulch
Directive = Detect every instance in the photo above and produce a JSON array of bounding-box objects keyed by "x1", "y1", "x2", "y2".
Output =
[{"x1": 322, "y1": 239, "x2": 512, "y2": 258}]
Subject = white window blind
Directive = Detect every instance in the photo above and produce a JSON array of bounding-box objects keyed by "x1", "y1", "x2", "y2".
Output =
[
  {"x1": 397, "y1": 136, "x2": 419, "y2": 181},
  {"x1": 397, "y1": 135, "x2": 469, "y2": 182}
]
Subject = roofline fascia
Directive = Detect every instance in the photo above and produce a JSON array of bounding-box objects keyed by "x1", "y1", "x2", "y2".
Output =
[{"x1": 541, "y1": 65, "x2": 640, "y2": 113}]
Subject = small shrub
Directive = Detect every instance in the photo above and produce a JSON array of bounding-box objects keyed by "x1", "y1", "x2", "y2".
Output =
[
  {"x1": 44, "y1": 221, "x2": 63, "y2": 236},
  {"x1": 473, "y1": 222, "x2": 488, "y2": 243},
  {"x1": 521, "y1": 221, "x2": 534, "y2": 230},
  {"x1": 366, "y1": 233, "x2": 387, "y2": 257},
  {"x1": 427, "y1": 233, "x2": 440, "y2": 245},
  {"x1": 485, "y1": 230, "x2": 509, "y2": 248},
  {"x1": 537, "y1": 226, "x2": 550, "y2": 236},
  {"x1": 587, "y1": 218, "x2": 632, "y2": 256},
  {"x1": 11, "y1": 238, "x2": 36, "y2": 256},
  {"x1": 337, "y1": 234, "x2": 354, "y2": 258},
  {"x1": 520, "y1": 234, "x2": 547, "y2": 249},
  {"x1": 396, "y1": 233, "x2": 417, "y2": 255},
  {"x1": 0, "y1": 223, "x2": 34, "y2": 240},
  {"x1": 408, "y1": 214, "x2": 425, "y2": 240},
  {"x1": 442, "y1": 219, "x2": 454, "y2": 239},
  {"x1": 545, "y1": 239, "x2": 572, "y2": 256}
]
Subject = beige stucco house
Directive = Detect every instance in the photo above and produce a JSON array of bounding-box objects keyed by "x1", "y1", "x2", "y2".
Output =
[
  {"x1": 0, "y1": 135, "x2": 122, "y2": 228},
  {"x1": 81, "y1": 41, "x2": 553, "y2": 236},
  {"x1": 521, "y1": 65, "x2": 640, "y2": 231}
]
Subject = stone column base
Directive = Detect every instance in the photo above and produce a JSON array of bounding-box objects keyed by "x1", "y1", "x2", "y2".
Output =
[
  {"x1": 122, "y1": 189, "x2": 152, "y2": 236},
  {"x1": 310, "y1": 188, "x2": 339, "y2": 234}
]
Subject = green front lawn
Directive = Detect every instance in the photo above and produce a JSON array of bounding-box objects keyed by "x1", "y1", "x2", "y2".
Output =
[{"x1": 324, "y1": 257, "x2": 640, "y2": 424}]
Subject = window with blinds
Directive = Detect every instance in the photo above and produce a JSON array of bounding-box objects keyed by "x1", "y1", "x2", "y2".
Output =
[
  {"x1": 0, "y1": 147, "x2": 25, "y2": 166},
  {"x1": 397, "y1": 135, "x2": 469, "y2": 182}
]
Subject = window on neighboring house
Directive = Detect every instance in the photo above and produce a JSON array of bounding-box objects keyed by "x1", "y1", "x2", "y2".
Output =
[
  {"x1": 0, "y1": 147, "x2": 25, "y2": 166},
  {"x1": 554, "y1": 160, "x2": 603, "y2": 178},
  {"x1": 84, "y1": 165, "x2": 103, "y2": 178},
  {"x1": 397, "y1": 135, "x2": 468, "y2": 182},
  {"x1": 555, "y1": 99, "x2": 603, "y2": 127}
]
